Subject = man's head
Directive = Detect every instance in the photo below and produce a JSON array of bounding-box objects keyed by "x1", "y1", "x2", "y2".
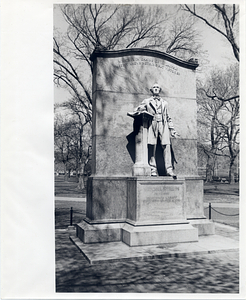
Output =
[{"x1": 150, "y1": 83, "x2": 161, "y2": 95}]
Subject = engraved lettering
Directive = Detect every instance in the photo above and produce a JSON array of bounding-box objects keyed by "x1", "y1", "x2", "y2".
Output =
[{"x1": 118, "y1": 58, "x2": 180, "y2": 75}]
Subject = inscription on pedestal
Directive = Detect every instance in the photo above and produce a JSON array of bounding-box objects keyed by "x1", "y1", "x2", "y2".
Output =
[{"x1": 137, "y1": 181, "x2": 185, "y2": 223}]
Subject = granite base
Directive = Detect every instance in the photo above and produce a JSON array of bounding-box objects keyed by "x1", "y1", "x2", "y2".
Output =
[
  {"x1": 76, "y1": 220, "x2": 124, "y2": 244},
  {"x1": 122, "y1": 223, "x2": 198, "y2": 246},
  {"x1": 77, "y1": 175, "x2": 214, "y2": 246},
  {"x1": 188, "y1": 219, "x2": 215, "y2": 236}
]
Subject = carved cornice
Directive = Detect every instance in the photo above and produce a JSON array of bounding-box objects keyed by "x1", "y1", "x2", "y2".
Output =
[{"x1": 90, "y1": 48, "x2": 199, "y2": 70}]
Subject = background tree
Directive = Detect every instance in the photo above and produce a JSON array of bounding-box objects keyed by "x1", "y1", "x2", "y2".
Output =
[
  {"x1": 54, "y1": 110, "x2": 91, "y2": 188},
  {"x1": 54, "y1": 114, "x2": 75, "y2": 180},
  {"x1": 197, "y1": 64, "x2": 239, "y2": 183},
  {"x1": 54, "y1": 4, "x2": 202, "y2": 124},
  {"x1": 182, "y1": 4, "x2": 239, "y2": 61},
  {"x1": 182, "y1": 4, "x2": 240, "y2": 182}
]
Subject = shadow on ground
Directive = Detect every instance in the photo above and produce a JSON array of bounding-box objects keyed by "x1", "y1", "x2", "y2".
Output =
[
  {"x1": 204, "y1": 182, "x2": 239, "y2": 196},
  {"x1": 55, "y1": 200, "x2": 86, "y2": 229},
  {"x1": 55, "y1": 231, "x2": 239, "y2": 293}
]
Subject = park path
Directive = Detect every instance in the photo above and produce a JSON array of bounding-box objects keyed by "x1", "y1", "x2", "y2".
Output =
[{"x1": 55, "y1": 224, "x2": 239, "y2": 293}]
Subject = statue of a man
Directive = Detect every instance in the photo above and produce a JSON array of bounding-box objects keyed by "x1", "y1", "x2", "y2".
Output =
[{"x1": 134, "y1": 83, "x2": 178, "y2": 178}]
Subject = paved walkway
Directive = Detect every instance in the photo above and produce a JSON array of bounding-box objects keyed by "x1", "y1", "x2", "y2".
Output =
[
  {"x1": 55, "y1": 196, "x2": 86, "y2": 202},
  {"x1": 70, "y1": 232, "x2": 238, "y2": 264},
  {"x1": 56, "y1": 222, "x2": 239, "y2": 293},
  {"x1": 55, "y1": 192, "x2": 240, "y2": 293}
]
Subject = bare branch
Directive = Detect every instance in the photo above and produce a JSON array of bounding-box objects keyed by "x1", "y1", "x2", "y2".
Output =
[{"x1": 182, "y1": 4, "x2": 239, "y2": 61}]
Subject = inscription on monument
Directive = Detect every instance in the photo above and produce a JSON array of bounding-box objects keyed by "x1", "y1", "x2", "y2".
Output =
[
  {"x1": 137, "y1": 182, "x2": 185, "y2": 222},
  {"x1": 141, "y1": 184, "x2": 182, "y2": 202},
  {"x1": 118, "y1": 57, "x2": 180, "y2": 75}
]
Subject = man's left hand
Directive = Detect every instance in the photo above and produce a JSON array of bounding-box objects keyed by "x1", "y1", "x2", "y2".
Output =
[{"x1": 171, "y1": 131, "x2": 179, "y2": 138}]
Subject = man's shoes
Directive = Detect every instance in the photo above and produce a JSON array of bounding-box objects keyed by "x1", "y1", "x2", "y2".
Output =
[
  {"x1": 150, "y1": 166, "x2": 158, "y2": 176},
  {"x1": 166, "y1": 169, "x2": 177, "y2": 179},
  {"x1": 151, "y1": 171, "x2": 157, "y2": 176}
]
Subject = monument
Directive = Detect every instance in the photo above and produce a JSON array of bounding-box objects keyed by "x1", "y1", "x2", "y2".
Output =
[
  {"x1": 76, "y1": 48, "x2": 215, "y2": 247},
  {"x1": 129, "y1": 82, "x2": 178, "y2": 178}
]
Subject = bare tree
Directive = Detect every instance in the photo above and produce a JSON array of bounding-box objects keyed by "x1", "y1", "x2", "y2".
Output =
[
  {"x1": 54, "y1": 114, "x2": 74, "y2": 180},
  {"x1": 54, "y1": 111, "x2": 91, "y2": 187},
  {"x1": 62, "y1": 99, "x2": 92, "y2": 189},
  {"x1": 165, "y1": 15, "x2": 201, "y2": 57},
  {"x1": 197, "y1": 64, "x2": 239, "y2": 183},
  {"x1": 182, "y1": 4, "x2": 239, "y2": 61},
  {"x1": 54, "y1": 4, "x2": 202, "y2": 122}
]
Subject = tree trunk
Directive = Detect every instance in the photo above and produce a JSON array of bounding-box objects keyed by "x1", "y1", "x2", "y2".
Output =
[
  {"x1": 229, "y1": 160, "x2": 235, "y2": 184},
  {"x1": 77, "y1": 175, "x2": 85, "y2": 190},
  {"x1": 75, "y1": 168, "x2": 79, "y2": 183},
  {"x1": 64, "y1": 172, "x2": 69, "y2": 182},
  {"x1": 206, "y1": 156, "x2": 213, "y2": 182},
  {"x1": 77, "y1": 161, "x2": 85, "y2": 191},
  {"x1": 63, "y1": 163, "x2": 69, "y2": 182}
]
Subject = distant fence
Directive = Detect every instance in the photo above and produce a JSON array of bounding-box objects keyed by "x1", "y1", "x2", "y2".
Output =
[
  {"x1": 68, "y1": 204, "x2": 239, "y2": 227},
  {"x1": 69, "y1": 207, "x2": 85, "y2": 226},
  {"x1": 64, "y1": 204, "x2": 239, "y2": 228},
  {"x1": 204, "y1": 202, "x2": 239, "y2": 220}
]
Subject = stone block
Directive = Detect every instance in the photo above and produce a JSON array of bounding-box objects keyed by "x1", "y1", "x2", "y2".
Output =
[
  {"x1": 169, "y1": 97, "x2": 197, "y2": 140},
  {"x1": 132, "y1": 163, "x2": 151, "y2": 176},
  {"x1": 185, "y1": 177, "x2": 205, "y2": 218},
  {"x1": 93, "y1": 92, "x2": 197, "y2": 140},
  {"x1": 188, "y1": 219, "x2": 215, "y2": 236},
  {"x1": 91, "y1": 50, "x2": 199, "y2": 177},
  {"x1": 92, "y1": 135, "x2": 133, "y2": 176},
  {"x1": 94, "y1": 51, "x2": 197, "y2": 99},
  {"x1": 77, "y1": 221, "x2": 124, "y2": 243},
  {"x1": 86, "y1": 176, "x2": 128, "y2": 222},
  {"x1": 171, "y1": 139, "x2": 198, "y2": 176},
  {"x1": 122, "y1": 223, "x2": 198, "y2": 246},
  {"x1": 127, "y1": 177, "x2": 186, "y2": 225},
  {"x1": 93, "y1": 90, "x2": 136, "y2": 138}
]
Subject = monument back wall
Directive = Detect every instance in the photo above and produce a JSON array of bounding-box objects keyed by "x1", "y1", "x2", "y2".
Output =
[{"x1": 91, "y1": 49, "x2": 199, "y2": 176}]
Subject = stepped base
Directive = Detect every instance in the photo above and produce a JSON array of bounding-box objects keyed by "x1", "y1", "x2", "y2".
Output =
[
  {"x1": 77, "y1": 220, "x2": 124, "y2": 244},
  {"x1": 188, "y1": 218, "x2": 215, "y2": 236},
  {"x1": 122, "y1": 223, "x2": 198, "y2": 246}
]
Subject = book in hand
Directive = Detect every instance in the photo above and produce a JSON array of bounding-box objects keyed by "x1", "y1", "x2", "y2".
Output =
[{"x1": 127, "y1": 111, "x2": 153, "y2": 118}]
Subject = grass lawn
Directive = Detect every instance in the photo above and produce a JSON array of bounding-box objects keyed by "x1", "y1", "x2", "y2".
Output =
[
  {"x1": 55, "y1": 175, "x2": 86, "y2": 197},
  {"x1": 55, "y1": 200, "x2": 86, "y2": 229},
  {"x1": 204, "y1": 182, "x2": 239, "y2": 196}
]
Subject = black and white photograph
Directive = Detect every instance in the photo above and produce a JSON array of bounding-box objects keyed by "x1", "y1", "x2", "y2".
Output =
[
  {"x1": 1, "y1": 0, "x2": 246, "y2": 299},
  {"x1": 54, "y1": 3, "x2": 241, "y2": 293}
]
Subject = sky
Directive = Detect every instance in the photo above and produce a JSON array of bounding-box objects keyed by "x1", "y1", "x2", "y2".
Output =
[{"x1": 54, "y1": 4, "x2": 237, "y2": 104}]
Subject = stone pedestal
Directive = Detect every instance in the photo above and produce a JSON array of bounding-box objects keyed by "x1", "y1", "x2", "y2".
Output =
[
  {"x1": 184, "y1": 176, "x2": 215, "y2": 235},
  {"x1": 77, "y1": 221, "x2": 124, "y2": 244},
  {"x1": 122, "y1": 177, "x2": 198, "y2": 246},
  {"x1": 77, "y1": 176, "x2": 127, "y2": 244},
  {"x1": 122, "y1": 223, "x2": 198, "y2": 247},
  {"x1": 127, "y1": 177, "x2": 186, "y2": 225},
  {"x1": 76, "y1": 176, "x2": 215, "y2": 245},
  {"x1": 127, "y1": 112, "x2": 153, "y2": 176}
]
